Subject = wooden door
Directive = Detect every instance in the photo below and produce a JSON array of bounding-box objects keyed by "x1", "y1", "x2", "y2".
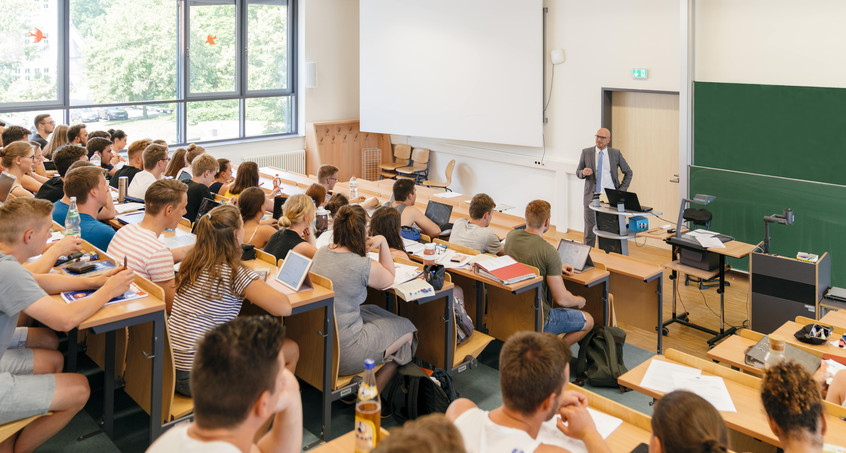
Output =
[{"x1": 611, "y1": 92, "x2": 680, "y2": 249}]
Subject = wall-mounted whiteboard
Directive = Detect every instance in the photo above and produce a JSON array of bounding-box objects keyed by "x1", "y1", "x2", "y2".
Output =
[{"x1": 360, "y1": 0, "x2": 543, "y2": 148}]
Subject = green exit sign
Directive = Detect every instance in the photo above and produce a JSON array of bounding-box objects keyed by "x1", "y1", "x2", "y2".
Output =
[{"x1": 632, "y1": 68, "x2": 648, "y2": 79}]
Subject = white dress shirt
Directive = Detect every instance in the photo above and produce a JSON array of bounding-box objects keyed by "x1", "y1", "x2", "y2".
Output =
[{"x1": 594, "y1": 146, "x2": 614, "y2": 194}]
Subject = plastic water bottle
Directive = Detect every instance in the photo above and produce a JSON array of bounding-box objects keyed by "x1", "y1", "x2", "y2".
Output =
[
  {"x1": 354, "y1": 359, "x2": 380, "y2": 452},
  {"x1": 65, "y1": 197, "x2": 81, "y2": 237},
  {"x1": 349, "y1": 175, "x2": 358, "y2": 199},
  {"x1": 90, "y1": 153, "x2": 101, "y2": 167}
]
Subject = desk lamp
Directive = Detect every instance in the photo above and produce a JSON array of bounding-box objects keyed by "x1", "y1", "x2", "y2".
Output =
[
  {"x1": 675, "y1": 194, "x2": 716, "y2": 238},
  {"x1": 762, "y1": 208, "x2": 794, "y2": 254}
]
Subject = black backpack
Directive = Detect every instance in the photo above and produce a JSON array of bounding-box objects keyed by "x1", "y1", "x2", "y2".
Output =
[
  {"x1": 572, "y1": 326, "x2": 630, "y2": 391},
  {"x1": 383, "y1": 363, "x2": 457, "y2": 424}
]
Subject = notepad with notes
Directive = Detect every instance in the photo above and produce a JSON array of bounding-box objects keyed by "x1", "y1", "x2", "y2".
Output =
[{"x1": 473, "y1": 255, "x2": 535, "y2": 285}]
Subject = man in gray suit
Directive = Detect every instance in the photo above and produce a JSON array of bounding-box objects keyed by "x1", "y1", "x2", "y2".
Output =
[{"x1": 576, "y1": 128, "x2": 633, "y2": 246}]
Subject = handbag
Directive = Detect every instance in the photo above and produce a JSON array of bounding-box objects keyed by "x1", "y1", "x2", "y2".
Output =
[
  {"x1": 423, "y1": 264, "x2": 445, "y2": 290},
  {"x1": 240, "y1": 243, "x2": 256, "y2": 261}
]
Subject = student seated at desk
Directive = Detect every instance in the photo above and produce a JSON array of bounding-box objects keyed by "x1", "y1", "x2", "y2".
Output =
[
  {"x1": 504, "y1": 200, "x2": 592, "y2": 345},
  {"x1": 209, "y1": 158, "x2": 232, "y2": 196},
  {"x1": 826, "y1": 369, "x2": 846, "y2": 407},
  {"x1": 761, "y1": 361, "x2": 827, "y2": 453},
  {"x1": 318, "y1": 164, "x2": 379, "y2": 209},
  {"x1": 86, "y1": 137, "x2": 118, "y2": 178},
  {"x1": 369, "y1": 206, "x2": 408, "y2": 259},
  {"x1": 1, "y1": 142, "x2": 37, "y2": 198},
  {"x1": 163, "y1": 147, "x2": 187, "y2": 179},
  {"x1": 184, "y1": 154, "x2": 218, "y2": 223},
  {"x1": 391, "y1": 179, "x2": 441, "y2": 238},
  {"x1": 52, "y1": 166, "x2": 115, "y2": 251},
  {"x1": 315, "y1": 193, "x2": 349, "y2": 250},
  {"x1": 52, "y1": 161, "x2": 116, "y2": 223},
  {"x1": 239, "y1": 187, "x2": 277, "y2": 249},
  {"x1": 0, "y1": 198, "x2": 134, "y2": 453},
  {"x1": 306, "y1": 183, "x2": 327, "y2": 208},
  {"x1": 225, "y1": 161, "x2": 281, "y2": 211},
  {"x1": 167, "y1": 205, "x2": 297, "y2": 397},
  {"x1": 36, "y1": 145, "x2": 88, "y2": 203},
  {"x1": 650, "y1": 390, "x2": 728, "y2": 453},
  {"x1": 450, "y1": 193, "x2": 504, "y2": 256},
  {"x1": 127, "y1": 143, "x2": 168, "y2": 200},
  {"x1": 446, "y1": 331, "x2": 610, "y2": 453},
  {"x1": 108, "y1": 179, "x2": 191, "y2": 312},
  {"x1": 375, "y1": 413, "x2": 466, "y2": 453},
  {"x1": 177, "y1": 143, "x2": 206, "y2": 183},
  {"x1": 311, "y1": 205, "x2": 415, "y2": 390},
  {"x1": 108, "y1": 138, "x2": 148, "y2": 188},
  {"x1": 264, "y1": 194, "x2": 317, "y2": 261},
  {"x1": 148, "y1": 316, "x2": 302, "y2": 453}
]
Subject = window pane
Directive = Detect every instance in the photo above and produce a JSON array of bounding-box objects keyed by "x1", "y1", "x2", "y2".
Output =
[
  {"x1": 0, "y1": 0, "x2": 59, "y2": 104},
  {"x1": 69, "y1": 0, "x2": 177, "y2": 104},
  {"x1": 0, "y1": 109, "x2": 63, "y2": 140},
  {"x1": 248, "y1": 0, "x2": 288, "y2": 91},
  {"x1": 189, "y1": 4, "x2": 237, "y2": 94},
  {"x1": 71, "y1": 103, "x2": 178, "y2": 144},
  {"x1": 246, "y1": 96, "x2": 292, "y2": 136},
  {"x1": 187, "y1": 99, "x2": 239, "y2": 142}
]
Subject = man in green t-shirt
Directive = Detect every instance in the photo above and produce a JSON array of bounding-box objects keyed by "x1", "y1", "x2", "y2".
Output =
[{"x1": 504, "y1": 200, "x2": 593, "y2": 345}]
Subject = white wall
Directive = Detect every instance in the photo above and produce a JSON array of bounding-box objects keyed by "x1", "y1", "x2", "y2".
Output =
[
  {"x1": 694, "y1": 0, "x2": 846, "y2": 88},
  {"x1": 397, "y1": 0, "x2": 680, "y2": 230},
  {"x1": 206, "y1": 0, "x2": 360, "y2": 161}
]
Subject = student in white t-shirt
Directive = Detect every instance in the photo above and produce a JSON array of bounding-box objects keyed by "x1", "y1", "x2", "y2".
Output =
[
  {"x1": 126, "y1": 144, "x2": 168, "y2": 199},
  {"x1": 147, "y1": 316, "x2": 302, "y2": 453},
  {"x1": 446, "y1": 331, "x2": 610, "y2": 453},
  {"x1": 108, "y1": 179, "x2": 192, "y2": 312},
  {"x1": 450, "y1": 193, "x2": 504, "y2": 255}
]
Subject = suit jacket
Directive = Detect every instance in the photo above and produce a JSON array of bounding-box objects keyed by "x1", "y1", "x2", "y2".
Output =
[{"x1": 576, "y1": 146, "x2": 633, "y2": 205}]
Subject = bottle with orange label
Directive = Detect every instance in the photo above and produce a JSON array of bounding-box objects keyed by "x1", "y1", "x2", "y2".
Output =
[
  {"x1": 273, "y1": 174, "x2": 282, "y2": 190},
  {"x1": 354, "y1": 358, "x2": 380, "y2": 452}
]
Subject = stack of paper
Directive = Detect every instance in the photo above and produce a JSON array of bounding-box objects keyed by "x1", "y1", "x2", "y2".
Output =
[
  {"x1": 392, "y1": 263, "x2": 422, "y2": 288},
  {"x1": 114, "y1": 202, "x2": 145, "y2": 214},
  {"x1": 684, "y1": 230, "x2": 725, "y2": 249},
  {"x1": 434, "y1": 249, "x2": 473, "y2": 269},
  {"x1": 640, "y1": 360, "x2": 736, "y2": 412},
  {"x1": 433, "y1": 192, "x2": 464, "y2": 199}
]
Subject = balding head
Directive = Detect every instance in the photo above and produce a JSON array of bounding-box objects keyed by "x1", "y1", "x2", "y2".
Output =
[{"x1": 595, "y1": 128, "x2": 611, "y2": 150}]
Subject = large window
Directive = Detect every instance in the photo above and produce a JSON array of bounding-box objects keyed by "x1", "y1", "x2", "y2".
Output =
[{"x1": 0, "y1": 0, "x2": 296, "y2": 145}]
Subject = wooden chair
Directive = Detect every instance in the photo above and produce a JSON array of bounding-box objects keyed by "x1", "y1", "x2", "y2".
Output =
[
  {"x1": 123, "y1": 281, "x2": 193, "y2": 426},
  {"x1": 214, "y1": 193, "x2": 230, "y2": 203},
  {"x1": 421, "y1": 159, "x2": 455, "y2": 191},
  {"x1": 395, "y1": 148, "x2": 430, "y2": 183},
  {"x1": 0, "y1": 414, "x2": 47, "y2": 444},
  {"x1": 434, "y1": 238, "x2": 480, "y2": 256},
  {"x1": 378, "y1": 144, "x2": 412, "y2": 180}
]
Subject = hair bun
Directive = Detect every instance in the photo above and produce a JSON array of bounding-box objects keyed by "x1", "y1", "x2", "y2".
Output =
[
  {"x1": 187, "y1": 143, "x2": 196, "y2": 151},
  {"x1": 702, "y1": 439, "x2": 726, "y2": 453}
]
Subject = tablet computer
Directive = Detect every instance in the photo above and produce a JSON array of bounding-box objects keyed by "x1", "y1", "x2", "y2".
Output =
[
  {"x1": 557, "y1": 239, "x2": 594, "y2": 273},
  {"x1": 275, "y1": 250, "x2": 314, "y2": 292}
]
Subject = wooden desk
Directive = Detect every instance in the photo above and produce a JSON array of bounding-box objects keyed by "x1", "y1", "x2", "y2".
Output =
[
  {"x1": 311, "y1": 428, "x2": 390, "y2": 453},
  {"x1": 772, "y1": 320, "x2": 846, "y2": 360},
  {"x1": 663, "y1": 239, "x2": 757, "y2": 346},
  {"x1": 637, "y1": 227, "x2": 689, "y2": 241},
  {"x1": 707, "y1": 334, "x2": 763, "y2": 376},
  {"x1": 241, "y1": 257, "x2": 338, "y2": 442},
  {"x1": 821, "y1": 310, "x2": 846, "y2": 329},
  {"x1": 618, "y1": 349, "x2": 846, "y2": 448},
  {"x1": 590, "y1": 250, "x2": 665, "y2": 353},
  {"x1": 567, "y1": 385, "x2": 652, "y2": 452},
  {"x1": 63, "y1": 273, "x2": 167, "y2": 443}
]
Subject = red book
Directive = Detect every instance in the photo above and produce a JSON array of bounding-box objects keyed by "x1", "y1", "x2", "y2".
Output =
[{"x1": 473, "y1": 255, "x2": 536, "y2": 285}]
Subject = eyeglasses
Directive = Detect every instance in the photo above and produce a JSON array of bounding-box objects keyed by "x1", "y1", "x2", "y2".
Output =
[
  {"x1": 595, "y1": 135, "x2": 609, "y2": 140},
  {"x1": 21, "y1": 155, "x2": 35, "y2": 160}
]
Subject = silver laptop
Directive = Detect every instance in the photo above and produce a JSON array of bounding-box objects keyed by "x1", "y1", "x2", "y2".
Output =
[
  {"x1": 0, "y1": 172, "x2": 16, "y2": 203},
  {"x1": 557, "y1": 239, "x2": 595, "y2": 273}
]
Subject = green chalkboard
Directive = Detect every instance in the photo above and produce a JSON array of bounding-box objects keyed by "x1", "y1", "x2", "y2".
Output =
[
  {"x1": 689, "y1": 166, "x2": 845, "y2": 284},
  {"x1": 693, "y1": 82, "x2": 846, "y2": 185}
]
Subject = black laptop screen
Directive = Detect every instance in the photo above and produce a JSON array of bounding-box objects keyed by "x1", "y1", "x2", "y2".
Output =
[{"x1": 424, "y1": 201, "x2": 453, "y2": 227}]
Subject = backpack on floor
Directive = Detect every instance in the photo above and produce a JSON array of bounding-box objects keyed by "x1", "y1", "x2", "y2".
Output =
[
  {"x1": 383, "y1": 363, "x2": 456, "y2": 424},
  {"x1": 572, "y1": 326, "x2": 630, "y2": 391}
]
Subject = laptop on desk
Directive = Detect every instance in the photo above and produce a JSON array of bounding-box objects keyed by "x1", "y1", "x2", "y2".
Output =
[
  {"x1": 557, "y1": 239, "x2": 595, "y2": 273},
  {"x1": 605, "y1": 188, "x2": 652, "y2": 212},
  {"x1": 424, "y1": 200, "x2": 454, "y2": 234}
]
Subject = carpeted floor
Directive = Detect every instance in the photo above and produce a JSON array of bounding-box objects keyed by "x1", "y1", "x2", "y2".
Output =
[{"x1": 36, "y1": 339, "x2": 657, "y2": 452}]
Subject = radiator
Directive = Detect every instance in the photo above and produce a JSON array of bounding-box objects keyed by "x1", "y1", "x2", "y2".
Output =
[{"x1": 244, "y1": 149, "x2": 306, "y2": 174}]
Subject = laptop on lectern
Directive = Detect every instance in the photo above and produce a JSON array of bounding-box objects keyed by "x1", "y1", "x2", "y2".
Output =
[{"x1": 605, "y1": 188, "x2": 652, "y2": 212}]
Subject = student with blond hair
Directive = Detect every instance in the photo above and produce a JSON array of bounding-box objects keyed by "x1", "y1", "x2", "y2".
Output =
[
  {"x1": 177, "y1": 143, "x2": 206, "y2": 182},
  {"x1": 109, "y1": 138, "x2": 149, "y2": 188},
  {"x1": 504, "y1": 200, "x2": 592, "y2": 345},
  {"x1": 127, "y1": 143, "x2": 169, "y2": 199},
  {"x1": 167, "y1": 204, "x2": 298, "y2": 397},
  {"x1": 42, "y1": 124, "x2": 68, "y2": 160},
  {"x1": 264, "y1": 194, "x2": 317, "y2": 260},
  {"x1": 184, "y1": 154, "x2": 218, "y2": 222},
  {"x1": 1, "y1": 142, "x2": 37, "y2": 198}
]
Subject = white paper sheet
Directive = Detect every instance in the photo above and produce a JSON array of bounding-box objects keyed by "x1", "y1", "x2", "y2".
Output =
[
  {"x1": 432, "y1": 191, "x2": 464, "y2": 199},
  {"x1": 114, "y1": 202, "x2": 145, "y2": 214},
  {"x1": 434, "y1": 249, "x2": 473, "y2": 269},
  {"x1": 640, "y1": 359, "x2": 701, "y2": 393},
  {"x1": 536, "y1": 407, "x2": 624, "y2": 453},
  {"x1": 695, "y1": 235, "x2": 726, "y2": 249},
  {"x1": 671, "y1": 374, "x2": 737, "y2": 412}
]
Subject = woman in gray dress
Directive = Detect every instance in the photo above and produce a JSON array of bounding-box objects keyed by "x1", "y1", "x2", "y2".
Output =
[{"x1": 311, "y1": 205, "x2": 417, "y2": 390}]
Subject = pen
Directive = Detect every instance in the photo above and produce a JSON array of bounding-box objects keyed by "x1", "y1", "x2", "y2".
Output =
[{"x1": 123, "y1": 256, "x2": 128, "y2": 270}]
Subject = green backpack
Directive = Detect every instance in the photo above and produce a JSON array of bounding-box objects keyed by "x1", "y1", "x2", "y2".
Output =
[{"x1": 572, "y1": 326, "x2": 630, "y2": 391}]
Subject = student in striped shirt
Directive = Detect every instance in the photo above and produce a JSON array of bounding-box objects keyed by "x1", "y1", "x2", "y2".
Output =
[
  {"x1": 167, "y1": 204, "x2": 298, "y2": 397},
  {"x1": 107, "y1": 179, "x2": 192, "y2": 312}
]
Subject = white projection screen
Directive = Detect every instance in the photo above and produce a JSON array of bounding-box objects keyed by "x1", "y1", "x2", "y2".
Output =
[{"x1": 360, "y1": 0, "x2": 543, "y2": 148}]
